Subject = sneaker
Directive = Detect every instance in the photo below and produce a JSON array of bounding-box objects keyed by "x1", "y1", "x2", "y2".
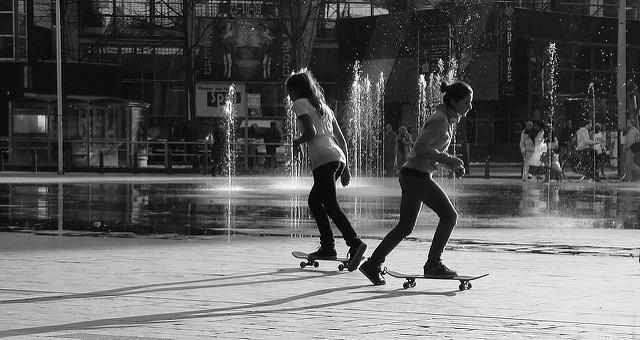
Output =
[
  {"x1": 308, "y1": 245, "x2": 337, "y2": 259},
  {"x1": 359, "y1": 259, "x2": 386, "y2": 285},
  {"x1": 423, "y1": 260, "x2": 458, "y2": 278},
  {"x1": 347, "y1": 241, "x2": 367, "y2": 271}
]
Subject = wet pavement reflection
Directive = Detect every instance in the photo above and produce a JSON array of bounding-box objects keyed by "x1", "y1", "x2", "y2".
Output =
[{"x1": 0, "y1": 177, "x2": 639, "y2": 239}]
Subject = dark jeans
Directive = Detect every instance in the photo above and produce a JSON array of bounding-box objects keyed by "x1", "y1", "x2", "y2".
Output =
[
  {"x1": 309, "y1": 161, "x2": 359, "y2": 248},
  {"x1": 369, "y1": 168, "x2": 458, "y2": 265}
]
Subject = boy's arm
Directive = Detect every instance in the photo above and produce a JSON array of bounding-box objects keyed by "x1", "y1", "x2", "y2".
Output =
[{"x1": 411, "y1": 118, "x2": 457, "y2": 166}]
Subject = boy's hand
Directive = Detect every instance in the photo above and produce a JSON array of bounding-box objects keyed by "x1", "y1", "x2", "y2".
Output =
[
  {"x1": 454, "y1": 166, "x2": 465, "y2": 178},
  {"x1": 449, "y1": 157, "x2": 464, "y2": 170},
  {"x1": 340, "y1": 167, "x2": 351, "y2": 187}
]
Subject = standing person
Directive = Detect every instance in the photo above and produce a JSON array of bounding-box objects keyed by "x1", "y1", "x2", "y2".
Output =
[
  {"x1": 519, "y1": 120, "x2": 535, "y2": 182},
  {"x1": 592, "y1": 123, "x2": 605, "y2": 156},
  {"x1": 527, "y1": 121, "x2": 547, "y2": 180},
  {"x1": 592, "y1": 123, "x2": 607, "y2": 171},
  {"x1": 383, "y1": 123, "x2": 397, "y2": 176},
  {"x1": 575, "y1": 120, "x2": 598, "y2": 180},
  {"x1": 558, "y1": 119, "x2": 575, "y2": 158},
  {"x1": 623, "y1": 118, "x2": 640, "y2": 181},
  {"x1": 359, "y1": 82, "x2": 472, "y2": 285},
  {"x1": 287, "y1": 69, "x2": 367, "y2": 270},
  {"x1": 396, "y1": 125, "x2": 413, "y2": 169}
]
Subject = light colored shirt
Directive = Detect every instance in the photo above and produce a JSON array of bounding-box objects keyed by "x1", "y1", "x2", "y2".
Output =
[
  {"x1": 624, "y1": 126, "x2": 639, "y2": 150},
  {"x1": 528, "y1": 130, "x2": 546, "y2": 167},
  {"x1": 293, "y1": 98, "x2": 345, "y2": 169},
  {"x1": 575, "y1": 126, "x2": 593, "y2": 151},
  {"x1": 404, "y1": 105, "x2": 456, "y2": 174}
]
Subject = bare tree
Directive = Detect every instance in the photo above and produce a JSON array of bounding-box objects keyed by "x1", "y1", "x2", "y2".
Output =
[
  {"x1": 267, "y1": 0, "x2": 329, "y2": 71},
  {"x1": 72, "y1": 1, "x2": 218, "y2": 121},
  {"x1": 425, "y1": 0, "x2": 492, "y2": 166},
  {"x1": 146, "y1": 0, "x2": 219, "y2": 122},
  {"x1": 427, "y1": 0, "x2": 492, "y2": 81}
]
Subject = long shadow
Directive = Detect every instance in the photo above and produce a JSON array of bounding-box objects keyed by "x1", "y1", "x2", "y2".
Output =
[
  {"x1": 0, "y1": 283, "x2": 459, "y2": 337},
  {"x1": 0, "y1": 268, "x2": 340, "y2": 305}
]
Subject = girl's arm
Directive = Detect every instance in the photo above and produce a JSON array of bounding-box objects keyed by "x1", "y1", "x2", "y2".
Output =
[
  {"x1": 293, "y1": 115, "x2": 316, "y2": 147},
  {"x1": 332, "y1": 116, "x2": 352, "y2": 186},
  {"x1": 411, "y1": 118, "x2": 459, "y2": 167},
  {"x1": 331, "y1": 117, "x2": 348, "y2": 164}
]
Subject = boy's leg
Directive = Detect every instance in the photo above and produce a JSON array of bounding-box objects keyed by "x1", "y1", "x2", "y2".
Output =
[
  {"x1": 368, "y1": 174, "x2": 423, "y2": 265},
  {"x1": 416, "y1": 176, "x2": 458, "y2": 265}
]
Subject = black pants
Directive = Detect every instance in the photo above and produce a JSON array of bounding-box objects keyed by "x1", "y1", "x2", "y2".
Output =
[
  {"x1": 369, "y1": 168, "x2": 458, "y2": 265},
  {"x1": 309, "y1": 161, "x2": 359, "y2": 248}
]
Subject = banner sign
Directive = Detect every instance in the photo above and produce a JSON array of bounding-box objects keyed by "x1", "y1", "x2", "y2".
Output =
[{"x1": 195, "y1": 82, "x2": 247, "y2": 118}]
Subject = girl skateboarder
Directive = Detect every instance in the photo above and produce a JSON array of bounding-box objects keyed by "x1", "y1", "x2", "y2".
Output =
[
  {"x1": 360, "y1": 82, "x2": 473, "y2": 285},
  {"x1": 287, "y1": 69, "x2": 367, "y2": 271}
]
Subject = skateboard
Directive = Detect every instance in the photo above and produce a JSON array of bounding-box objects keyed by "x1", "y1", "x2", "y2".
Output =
[
  {"x1": 292, "y1": 251, "x2": 360, "y2": 271},
  {"x1": 383, "y1": 268, "x2": 489, "y2": 291}
]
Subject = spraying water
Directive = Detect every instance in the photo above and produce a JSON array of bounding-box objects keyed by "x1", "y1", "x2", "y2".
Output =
[
  {"x1": 544, "y1": 42, "x2": 558, "y2": 182},
  {"x1": 345, "y1": 62, "x2": 385, "y2": 180},
  {"x1": 223, "y1": 85, "x2": 237, "y2": 190}
]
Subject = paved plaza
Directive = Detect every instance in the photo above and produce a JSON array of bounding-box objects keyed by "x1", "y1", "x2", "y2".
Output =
[{"x1": 0, "y1": 172, "x2": 639, "y2": 339}]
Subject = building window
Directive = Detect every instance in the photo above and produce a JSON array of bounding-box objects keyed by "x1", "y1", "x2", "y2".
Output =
[
  {"x1": 0, "y1": 37, "x2": 12, "y2": 58},
  {"x1": 14, "y1": 114, "x2": 48, "y2": 134}
]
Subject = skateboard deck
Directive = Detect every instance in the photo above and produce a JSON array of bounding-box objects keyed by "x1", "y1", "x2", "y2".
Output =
[
  {"x1": 292, "y1": 251, "x2": 360, "y2": 271},
  {"x1": 383, "y1": 268, "x2": 489, "y2": 290}
]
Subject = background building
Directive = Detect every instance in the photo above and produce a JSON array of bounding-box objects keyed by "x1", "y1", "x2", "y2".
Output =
[
  {"x1": 337, "y1": 0, "x2": 640, "y2": 162},
  {"x1": 3, "y1": 0, "x2": 640, "y2": 169}
]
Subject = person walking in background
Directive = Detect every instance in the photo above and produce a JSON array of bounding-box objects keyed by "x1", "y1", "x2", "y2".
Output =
[
  {"x1": 623, "y1": 118, "x2": 640, "y2": 181},
  {"x1": 383, "y1": 123, "x2": 397, "y2": 176},
  {"x1": 287, "y1": 69, "x2": 367, "y2": 271},
  {"x1": 396, "y1": 125, "x2": 413, "y2": 169},
  {"x1": 519, "y1": 120, "x2": 535, "y2": 182},
  {"x1": 359, "y1": 82, "x2": 473, "y2": 285},
  {"x1": 263, "y1": 121, "x2": 281, "y2": 168}
]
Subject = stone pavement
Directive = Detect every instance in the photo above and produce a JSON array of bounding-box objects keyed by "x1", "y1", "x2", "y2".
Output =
[{"x1": 1, "y1": 232, "x2": 638, "y2": 339}]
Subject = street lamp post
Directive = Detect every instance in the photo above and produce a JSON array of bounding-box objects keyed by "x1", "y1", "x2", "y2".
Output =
[
  {"x1": 617, "y1": 0, "x2": 627, "y2": 176},
  {"x1": 55, "y1": 0, "x2": 63, "y2": 175}
]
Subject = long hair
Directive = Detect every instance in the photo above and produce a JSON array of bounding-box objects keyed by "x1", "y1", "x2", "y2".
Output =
[{"x1": 286, "y1": 69, "x2": 329, "y2": 118}]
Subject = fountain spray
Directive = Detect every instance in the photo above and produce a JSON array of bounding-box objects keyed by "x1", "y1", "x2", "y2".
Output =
[{"x1": 223, "y1": 85, "x2": 237, "y2": 190}]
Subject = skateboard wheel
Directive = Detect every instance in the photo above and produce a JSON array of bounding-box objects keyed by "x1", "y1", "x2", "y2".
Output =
[
  {"x1": 411, "y1": 282, "x2": 416, "y2": 288},
  {"x1": 403, "y1": 282, "x2": 411, "y2": 289},
  {"x1": 459, "y1": 283, "x2": 465, "y2": 291},
  {"x1": 466, "y1": 282, "x2": 472, "y2": 290},
  {"x1": 300, "y1": 262, "x2": 306, "y2": 268},
  {"x1": 313, "y1": 261, "x2": 319, "y2": 268},
  {"x1": 338, "y1": 264, "x2": 345, "y2": 271}
]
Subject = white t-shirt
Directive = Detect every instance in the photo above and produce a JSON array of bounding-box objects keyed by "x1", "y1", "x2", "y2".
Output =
[{"x1": 293, "y1": 98, "x2": 346, "y2": 169}]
